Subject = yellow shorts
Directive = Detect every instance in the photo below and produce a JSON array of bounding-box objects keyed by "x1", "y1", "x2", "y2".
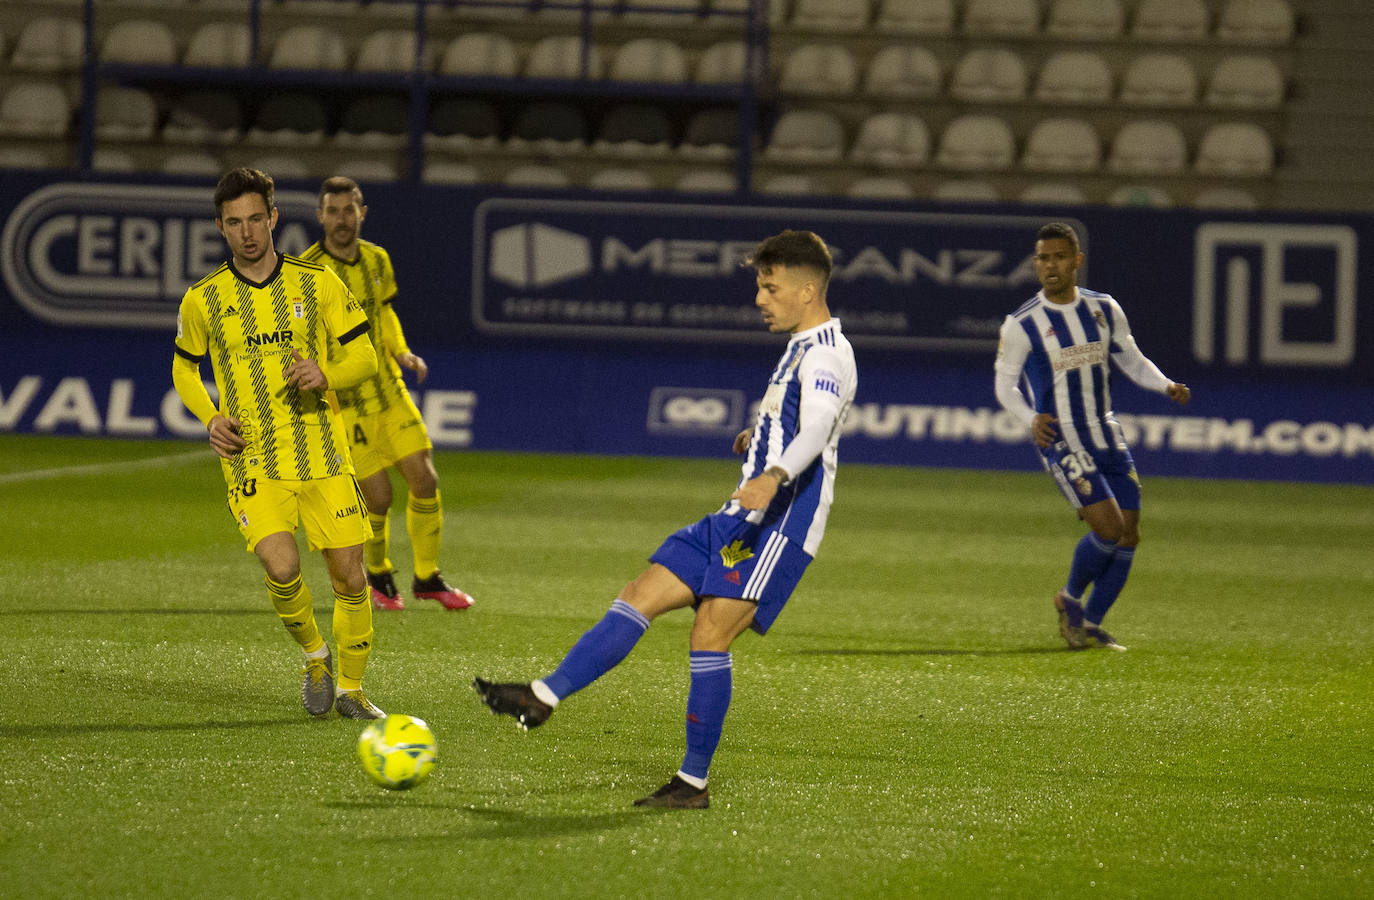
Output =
[
  {"x1": 227, "y1": 473, "x2": 372, "y2": 552},
  {"x1": 343, "y1": 395, "x2": 431, "y2": 479}
]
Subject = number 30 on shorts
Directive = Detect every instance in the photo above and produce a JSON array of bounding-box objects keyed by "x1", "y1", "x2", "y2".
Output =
[{"x1": 1056, "y1": 447, "x2": 1098, "y2": 480}]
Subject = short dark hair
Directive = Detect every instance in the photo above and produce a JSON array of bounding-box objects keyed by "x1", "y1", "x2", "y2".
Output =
[
  {"x1": 214, "y1": 167, "x2": 274, "y2": 218},
  {"x1": 318, "y1": 175, "x2": 363, "y2": 208},
  {"x1": 749, "y1": 230, "x2": 833, "y2": 284},
  {"x1": 1037, "y1": 222, "x2": 1080, "y2": 254}
]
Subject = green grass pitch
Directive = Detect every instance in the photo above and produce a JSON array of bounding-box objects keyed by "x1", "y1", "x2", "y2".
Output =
[{"x1": 0, "y1": 434, "x2": 1369, "y2": 898}]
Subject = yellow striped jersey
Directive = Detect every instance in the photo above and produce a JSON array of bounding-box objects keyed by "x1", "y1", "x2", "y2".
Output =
[
  {"x1": 174, "y1": 254, "x2": 370, "y2": 485},
  {"x1": 300, "y1": 240, "x2": 413, "y2": 418}
]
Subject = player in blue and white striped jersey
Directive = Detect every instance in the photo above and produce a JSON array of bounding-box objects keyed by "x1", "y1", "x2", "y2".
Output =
[
  {"x1": 475, "y1": 230, "x2": 857, "y2": 809},
  {"x1": 995, "y1": 222, "x2": 1190, "y2": 652}
]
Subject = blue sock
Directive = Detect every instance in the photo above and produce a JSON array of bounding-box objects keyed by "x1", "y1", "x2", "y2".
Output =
[
  {"x1": 1085, "y1": 546, "x2": 1135, "y2": 624},
  {"x1": 1066, "y1": 532, "x2": 1118, "y2": 598},
  {"x1": 541, "y1": 599, "x2": 650, "y2": 700},
  {"x1": 680, "y1": 651, "x2": 733, "y2": 782}
]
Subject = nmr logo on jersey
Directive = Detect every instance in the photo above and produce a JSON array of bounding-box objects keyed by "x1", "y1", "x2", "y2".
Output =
[
  {"x1": 2, "y1": 184, "x2": 317, "y2": 329},
  {"x1": 646, "y1": 387, "x2": 747, "y2": 437},
  {"x1": 1193, "y1": 223, "x2": 1357, "y2": 367}
]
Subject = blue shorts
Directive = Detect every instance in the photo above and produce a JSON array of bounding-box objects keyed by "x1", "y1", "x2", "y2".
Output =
[
  {"x1": 650, "y1": 512, "x2": 813, "y2": 636},
  {"x1": 1040, "y1": 441, "x2": 1141, "y2": 511}
]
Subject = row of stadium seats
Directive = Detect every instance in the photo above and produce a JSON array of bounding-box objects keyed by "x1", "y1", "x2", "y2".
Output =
[
  {"x1": 770, "y1": 110, "x2": 1274, "y2": 176},
  {"x1": 0, "y1": 139, "x2": 1256, "y2": 211},
  {"x1": 776, "y1": 44, "x2": 1285, "y2": 107},
  {"x1": 0, "y1": 18, "x2": 1288, "y2": 116},
  {"x1": 0, "y1": 79, "x2": 1275, "y2": 179},
  {"x1": 14, "y1": 0, "x2": 1296, "y2": 45},
  {"x1": 0, "y1": 0, "x2": 1297, "y2": 74},
  {"x1": 0, "y1": 0, "x2": 1292, "y2": 210}
]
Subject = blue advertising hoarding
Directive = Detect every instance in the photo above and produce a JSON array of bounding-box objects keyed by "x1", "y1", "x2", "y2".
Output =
[{"x1": 1, "y1": 172, "x2": 1370, "y2": 484}]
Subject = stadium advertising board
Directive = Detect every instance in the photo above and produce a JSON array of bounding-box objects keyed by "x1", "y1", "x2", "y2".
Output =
[
  {"x1": 3, "y1": 334, "x2": 1371, "y2": 484},
  {"x1": 1, "y1": 182, "x2": 319, "y2": 329},
  {"x1": 472, "y1": 198, "x2": 1085, "y2": 352},
  {"x1": 1, "y1": 173, "x2": 1371, "y2": 483}
]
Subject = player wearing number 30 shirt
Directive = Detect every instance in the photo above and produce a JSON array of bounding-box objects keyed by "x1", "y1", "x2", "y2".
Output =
[{"x1": 994, "y1": 223, "x2": 1191, "y2": 652}]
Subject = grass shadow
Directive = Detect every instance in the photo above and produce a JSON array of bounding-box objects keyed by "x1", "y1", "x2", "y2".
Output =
[{"x1": 324, "y1": 801, "x2": 643, "y2": 839}]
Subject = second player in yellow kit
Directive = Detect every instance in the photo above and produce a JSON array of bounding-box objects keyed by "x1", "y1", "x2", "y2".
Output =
[{"x1": 302, "y1": 176, "x2": 474, "y2": 612}]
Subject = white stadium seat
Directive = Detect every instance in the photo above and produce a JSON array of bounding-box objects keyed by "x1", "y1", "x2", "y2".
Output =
[
  {"x1": 1217, "y1": 0, "x2": 1294, "y2": 44},
  {"x1": 1035, "y1": 51, "x2": 1112, "y2": 104},
  {"x1": 1132, "y1": 0, "x2": 1209, "y2": 42},
  {"x1": 1021, "y1": 118, "x2": 1101, "y2": 173},
  {"x1": 864, "y1": 45, "x2": 942, "y2": 99},
  {"x1": 963, "y1": 0, "x2": 1040, "y2": 36},
  {"x1": 849, "y1": 112, "x2": 931, "y2": 167},
  {"x1": 1119, "y1": 54, "x2": 1199, "y2": 106},
  {"x1": 935, "y1": 114, "x2": 1016, "y2": 171},
  {"x1": 779, "y1": 44, "x2": 860, "y2": 96},
  {"x1": 764, "y1": 109, "x2": 846, "y2": 163},
  {"x1": 1206, "y1": 56, "x2": 1285, "y2": 109},
  {"x1": 1195, "y1": 122, "x2": 1274, "y2": 175},
  {"x1": 949, "y1": 48, "x2": 1028, "y2": 103},
  {"x1": 1108, "y1": 120, "x2": 1188, "y2": 174},
  {"x1": 1046, "y1": 0, "x2": 1124, "y2": 40},
  {"x1": 875, "y1": 0, "x2": 955, "y2": 35}
]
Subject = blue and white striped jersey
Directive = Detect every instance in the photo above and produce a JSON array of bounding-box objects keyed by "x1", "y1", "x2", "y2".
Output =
[
  {"x1": 722, "y1": 317, "x2": 857, "y2": 556},
  {"x1": 995, "y1": 288, "x2": 1171, "y2": 453}
]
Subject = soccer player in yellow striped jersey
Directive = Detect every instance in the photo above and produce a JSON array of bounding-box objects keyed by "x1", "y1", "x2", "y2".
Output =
[
  {"x1": 172, "y1": 168, "x2": 386, "y2": 721},
  {"x1": 301, "y1": 176, "x2": 474, "y2": 613}
]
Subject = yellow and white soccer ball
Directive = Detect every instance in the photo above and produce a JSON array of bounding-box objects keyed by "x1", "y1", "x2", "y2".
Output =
[{"x1": 356, "y1": 714, "x2": 437, "y2": 790}]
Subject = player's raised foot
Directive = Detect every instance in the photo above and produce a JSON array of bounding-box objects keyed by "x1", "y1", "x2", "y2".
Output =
[
  {"x1": 367, "y1": 569, "x2": 405, "y2": 611},
  {"x1": 472, "y1": 677, "x2": 553, "y2": 730},
  {"x1": 633, "y1": 776, "x2": 710, "y2": 810},
  {"x1": 301, "y1": 649, "x2": 334, "y2": 717},
  {"x1": 1084, "y1": 624, "x2": 1127, "y2": 652},
  {"x1": 1054, "y1": 589, "x2": 1087, "y2": 649},
  {"x1": 413, "y1": 571, "x2": 474, "y2": 610},
  {"x1": 335, "y1": 689, "x2": 386, "y2": 719}
]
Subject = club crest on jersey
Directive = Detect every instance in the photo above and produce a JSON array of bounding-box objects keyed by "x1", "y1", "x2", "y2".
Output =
[
  {"x1": 1094, "y1": 311, "x2": 1107, "y2": 326},
  {"x1": 719, "y1": 539, "x2": 754, "y2": 568},
  {"x1": 292, "y1": 300, "x2": 303, "y2": 319}
]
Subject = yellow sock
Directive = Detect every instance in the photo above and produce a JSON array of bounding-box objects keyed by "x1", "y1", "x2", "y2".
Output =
[
  {"x1": 266, "y1": 575, "x2": 323, "y2": 654},
  {"x1": 364, "y1": 511, "x2": 392, "y2": 574},
  {"x1": 407, "y1": 490, "x2": 442, "y2": 580},
  {"x1": 332, "y1": 586, "x2": 372, "y2": 691}
]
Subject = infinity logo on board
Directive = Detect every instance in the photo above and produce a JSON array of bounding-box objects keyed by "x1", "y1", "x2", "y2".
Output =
[{"x1": 647, "y1": 387, "x2": 747, "y2": 437}]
